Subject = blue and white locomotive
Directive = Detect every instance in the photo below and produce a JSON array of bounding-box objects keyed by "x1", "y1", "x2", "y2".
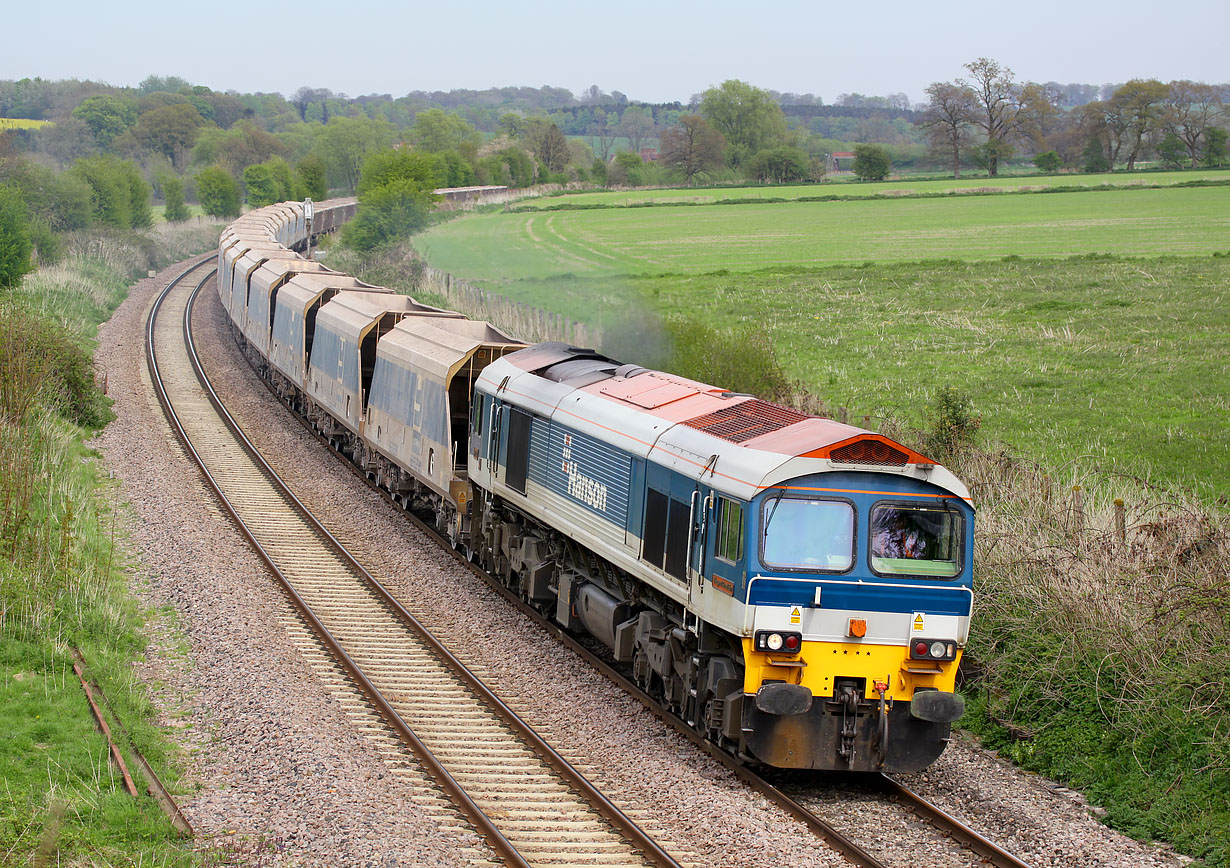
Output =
[{"x1": 219, "y1": 201, "x2": 973, "y2": 773}]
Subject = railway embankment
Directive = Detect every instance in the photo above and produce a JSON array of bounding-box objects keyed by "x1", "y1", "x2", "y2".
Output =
[{"x1": 0, "y1": 224, "x2": 219, "y2": 865}]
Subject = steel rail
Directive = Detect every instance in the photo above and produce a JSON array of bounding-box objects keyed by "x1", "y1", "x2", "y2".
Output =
[
  {"x1": 879, "y1": 775, "x2": 1034, "y2": 868},
  {"x1": 151, "y1": 264, "x2": 684, "y2": 868},
  {"x1": 264, "y1": 334, "x2": 1038, "y2": 868}
]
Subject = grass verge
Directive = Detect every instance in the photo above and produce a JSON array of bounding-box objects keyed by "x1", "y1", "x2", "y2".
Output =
[{"x1": 1, "y1": 222, "x2": 221, "y2": 866}]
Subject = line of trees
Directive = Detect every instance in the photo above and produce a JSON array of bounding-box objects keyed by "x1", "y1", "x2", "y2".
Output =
[{"x1": 919, "y1": 59, "x2": 1228, "y2": 177}]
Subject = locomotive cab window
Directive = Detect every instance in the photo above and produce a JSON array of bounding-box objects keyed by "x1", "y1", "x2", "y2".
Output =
[
  {"x1": 761, "y1": 496, "x2": 854, "y2": 572},
  {"x1": 869, "y1": 503, "x2": 963, "y2": 578},
  {"x1": 715, "y1": 496, "x2": 744, "y2": 564}
]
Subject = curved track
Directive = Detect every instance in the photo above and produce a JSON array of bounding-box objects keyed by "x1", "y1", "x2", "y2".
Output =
[
  {"x1": 147, "y1": 259, "x2": 688, "y2": 868},
  {"x1": 204, "y1": 249, "x2": 1038, "y2": 868}
]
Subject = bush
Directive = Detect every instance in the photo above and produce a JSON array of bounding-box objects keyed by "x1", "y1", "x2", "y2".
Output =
[
  {"x1": 924, "y1": 385, "x2": 981, "y2": 459},
  {"x1": 1033, "y1": 151, "x2": 1062, "y2": 173},
  {"x1": 0, "y1": 184, "x2": 34, "y2": 289},
  {"x1": 663, "y1": 316, "x2": 794, "y2": 402},
  {"x1": 744, "y1": 147, "x2": 810, "y2": 183},
  {"x1": 243, "y1": 162, "x2": 278, "y2": 207},
  {"x1": 342, "y1": 179, "x2": 432, "y2": 251},
  {"x1": 0, "y1": 302, "x2": 111, "y2": 428},
  {"x1": 296, "y1": 156, "x2": 328, "y2": 201},
  {"x1": 196, "y1": 165, "x2": 241, "y2": 218},
  {"x1": 853, "y1": 144, "x2": 891, "y2": 181},
  {"x1": 160, "y1": 174, "x2": 190, "y2": 222}
]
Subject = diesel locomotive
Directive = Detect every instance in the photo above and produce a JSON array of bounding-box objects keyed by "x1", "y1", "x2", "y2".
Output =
[{"x1": 217, "y1": 198, "x2": 972, "y2": 773}]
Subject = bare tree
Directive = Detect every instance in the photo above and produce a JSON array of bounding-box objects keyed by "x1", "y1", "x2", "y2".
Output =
[
  {"x1": 659, "y1": 114, "x2": 725, "y2": 185},
  {"x1": 590, "y1": 113, "x2": 618, "y2": 161},
  {"x1": 1165, "y1": 80, "x2": 1225, "y2": 168},
  {"x1": 961, "y1": 58, "x2": 1022, "y2": 176},
  {"x1": 920, "y1": 82, "x2": 976, "y2": 177},
  {"x1": 618, "y1": 107, "x2": 655, "y2": 155},
  {"x1": 1109, "y1": 79, "x2": 1170, "y2": 170}
]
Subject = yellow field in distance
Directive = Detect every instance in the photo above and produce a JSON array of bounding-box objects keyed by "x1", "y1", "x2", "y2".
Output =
[{"x1": 0, "y1": 118, "x2": 53, "y2": 130}]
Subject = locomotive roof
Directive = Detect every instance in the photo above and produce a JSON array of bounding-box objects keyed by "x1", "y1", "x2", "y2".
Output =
[{"x1": 481, "y1": 342, "x2": 972, "y2": 503}]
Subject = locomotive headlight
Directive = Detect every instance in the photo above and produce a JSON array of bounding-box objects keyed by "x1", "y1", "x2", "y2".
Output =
[
  {"x1": 755, "y1": 630, "x2": 802, "y2": 655},
  {"x1": 910, "y1": 637, "x2": 957, "y2": 661}
]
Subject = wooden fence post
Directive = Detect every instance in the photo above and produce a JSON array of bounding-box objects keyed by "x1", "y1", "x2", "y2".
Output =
[{"x1": 1114, "y1": 498, "x2": 1126, "y2": 546}]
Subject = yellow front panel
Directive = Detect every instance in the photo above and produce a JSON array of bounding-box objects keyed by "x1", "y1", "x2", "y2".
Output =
[{"x1": 743, "y1": 638, "x2": 961, "y2": 702}]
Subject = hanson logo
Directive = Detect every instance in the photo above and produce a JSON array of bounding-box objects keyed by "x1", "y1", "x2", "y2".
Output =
[{"x1": 562, "y1": 438, "x2": 608, "y2": 512}]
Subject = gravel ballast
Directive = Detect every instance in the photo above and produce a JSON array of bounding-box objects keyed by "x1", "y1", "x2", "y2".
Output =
[{"x1": 91, "y1": 257, "x2": 1190, "y2": 868}]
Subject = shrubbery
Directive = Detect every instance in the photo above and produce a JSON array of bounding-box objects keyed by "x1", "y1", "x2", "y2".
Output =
[
  {"x1": 0, "y1": 184, "x2": 34, "y2": 288},
  {"x1": 342, "y1": 149, "x2": 441, "y2": 252},
  {"x1": 196, "y1": 165, "x2": 241, "y2": 218}
]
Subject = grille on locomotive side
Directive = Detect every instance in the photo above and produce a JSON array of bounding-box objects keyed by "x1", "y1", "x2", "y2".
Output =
[{"x1": 683, "y1": 400, "x2": 810, "y2": 443}]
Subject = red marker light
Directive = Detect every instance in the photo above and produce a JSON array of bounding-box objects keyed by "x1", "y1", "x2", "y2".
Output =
[
  {"x1": 784, "y1": 635, "x2": 801, "y2": 652},
  {"x1": 915, "y1": 641, "x2": 929, "y2": 656}
]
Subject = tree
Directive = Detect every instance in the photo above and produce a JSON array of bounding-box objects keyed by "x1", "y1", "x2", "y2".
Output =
[
  {"x1": 1016, "y1": 82, "x2": 1064, "y2": 155},
  {"x1": 356, "y1": 148, "x2": 444, "y2": 197},
  {"x1": 1081, "y1": 137, "x2": 1110, "y2": 173},
  {"x1": 1204, "y1": 127, "x2": 1227, "y2": 167},
  {"x1": 135, "y1": 103, "x2": 207, "y2": 168},
  {"x1": 160, "y1": 173, "x2": 190, "y2": 222},
  {"x1": 296, "y1": 156, "x2": 328, "y2": 200},
  {"x1": 409, "y1": 109, "x2": 480, "y2": 154},
  {"x1": 1081, "y1": 100, "x2": 1126, "y2": 170},
  {"x1": 192, "y1": 120, "x2": 288, "y2": 176},
  {"x1": 658, "y1": 114, "x2": 725, "y2": 185},
  {"x1": 1165, "y1": 80, "x2": 1225, "y2": 169},
  {"x1": 1156, "y1": 133, "x2": 1187, "y2": 169},
  {"x1": 243, "y1": 163, "x2": 279, "y2": 207},
  {"x1": 920, "y1": 81, "x2": 975, "y2": 178},
  {"x1": 72, "y1": 94, "x2": 137, "y2": 149},
  {"x1": 743, "y1": 146, "x2": 809, "y2": 183},
  {"x1": 312, "y1": 116, "x2": 396, "y2": 193},
  {"x1": 196, "y1": 166, "x2": 241, "y2": 218},
  {"x1": 37, "y1": 117, "x2": 96, "y2": 168},
  {"x1": 1109, "y1": 79, "x2": 1169, "y2": 170},
  {"x1": 1033, "y1": 151, "x2": 1062, "y2": 173},
  {"x1": 343, "y1": 148, "x2": 441, "y2": 251},
  {"x1": 852, "y1": 144, "x2": 890, "y2": 180},
  {"x1": 699, "y1": 80, "x2": 787, "y2": 166},
  {"x1": 525, "y1": 121, "x2": 570, "y2": 174},
  {"x1": 0, "y1": 158, "x2": 92, "y2": 232},
  {"x1": 961, "y1": 58, "x2": 1022, "y2": 176},
  {"x1": 589, "y1": 113, "x2": 618, "y2": 162},
  {"x1": 0, "y1": 184, "x2": 33, "y2": 289},
  {"x1": 69, "y1": 155, "x2": 149, "y2": 229},
  {"x1": 618, "y1": 107, "x2": 655, "y2": 155}
]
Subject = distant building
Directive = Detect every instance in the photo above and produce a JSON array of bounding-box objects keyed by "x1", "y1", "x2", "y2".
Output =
[{"x1": 639, "y1": 147, "x2": 659, "y2": 162}]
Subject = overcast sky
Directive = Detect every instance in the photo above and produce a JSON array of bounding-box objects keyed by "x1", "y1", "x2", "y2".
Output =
[{"x1": 5, "y1": 0, "x2": 1227, "y2": 105}]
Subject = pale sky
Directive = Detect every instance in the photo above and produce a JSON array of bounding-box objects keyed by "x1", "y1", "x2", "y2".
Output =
[{"x1": 4, "y1": 0, "x2": 1227, "y2": 105}]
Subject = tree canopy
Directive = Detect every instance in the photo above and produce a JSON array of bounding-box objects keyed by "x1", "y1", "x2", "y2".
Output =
[
  {"x1": 699, "y1": 80, "x2": 787, "y2": 166},
  {"x1": 658, "y1": 115, "x2": 725, "y2": 185}
]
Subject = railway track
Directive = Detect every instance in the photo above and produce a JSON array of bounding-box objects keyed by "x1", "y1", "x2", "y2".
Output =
[
  {"x1": 152, "y1": 254, "x2": 1037, "y2": 868},
  {"x1": 147, "y1": 260, "x2": 691, "y2": 868}
]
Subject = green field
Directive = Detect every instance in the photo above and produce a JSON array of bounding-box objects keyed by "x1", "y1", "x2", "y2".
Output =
[
  {"x1": 419, "y1": 185, "x2": 1230, "y2": 280},
  {"x1": 415, "y1": 184, "x2": 1230, "y2": 500},
  {"x1": 512, "y1": 169, "x2": 1230, "y2": 209}
]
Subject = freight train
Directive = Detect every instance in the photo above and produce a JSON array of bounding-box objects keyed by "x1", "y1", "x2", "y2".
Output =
[{"x1": 216, "y1": 198, "x2": 973, "y2": 773}]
